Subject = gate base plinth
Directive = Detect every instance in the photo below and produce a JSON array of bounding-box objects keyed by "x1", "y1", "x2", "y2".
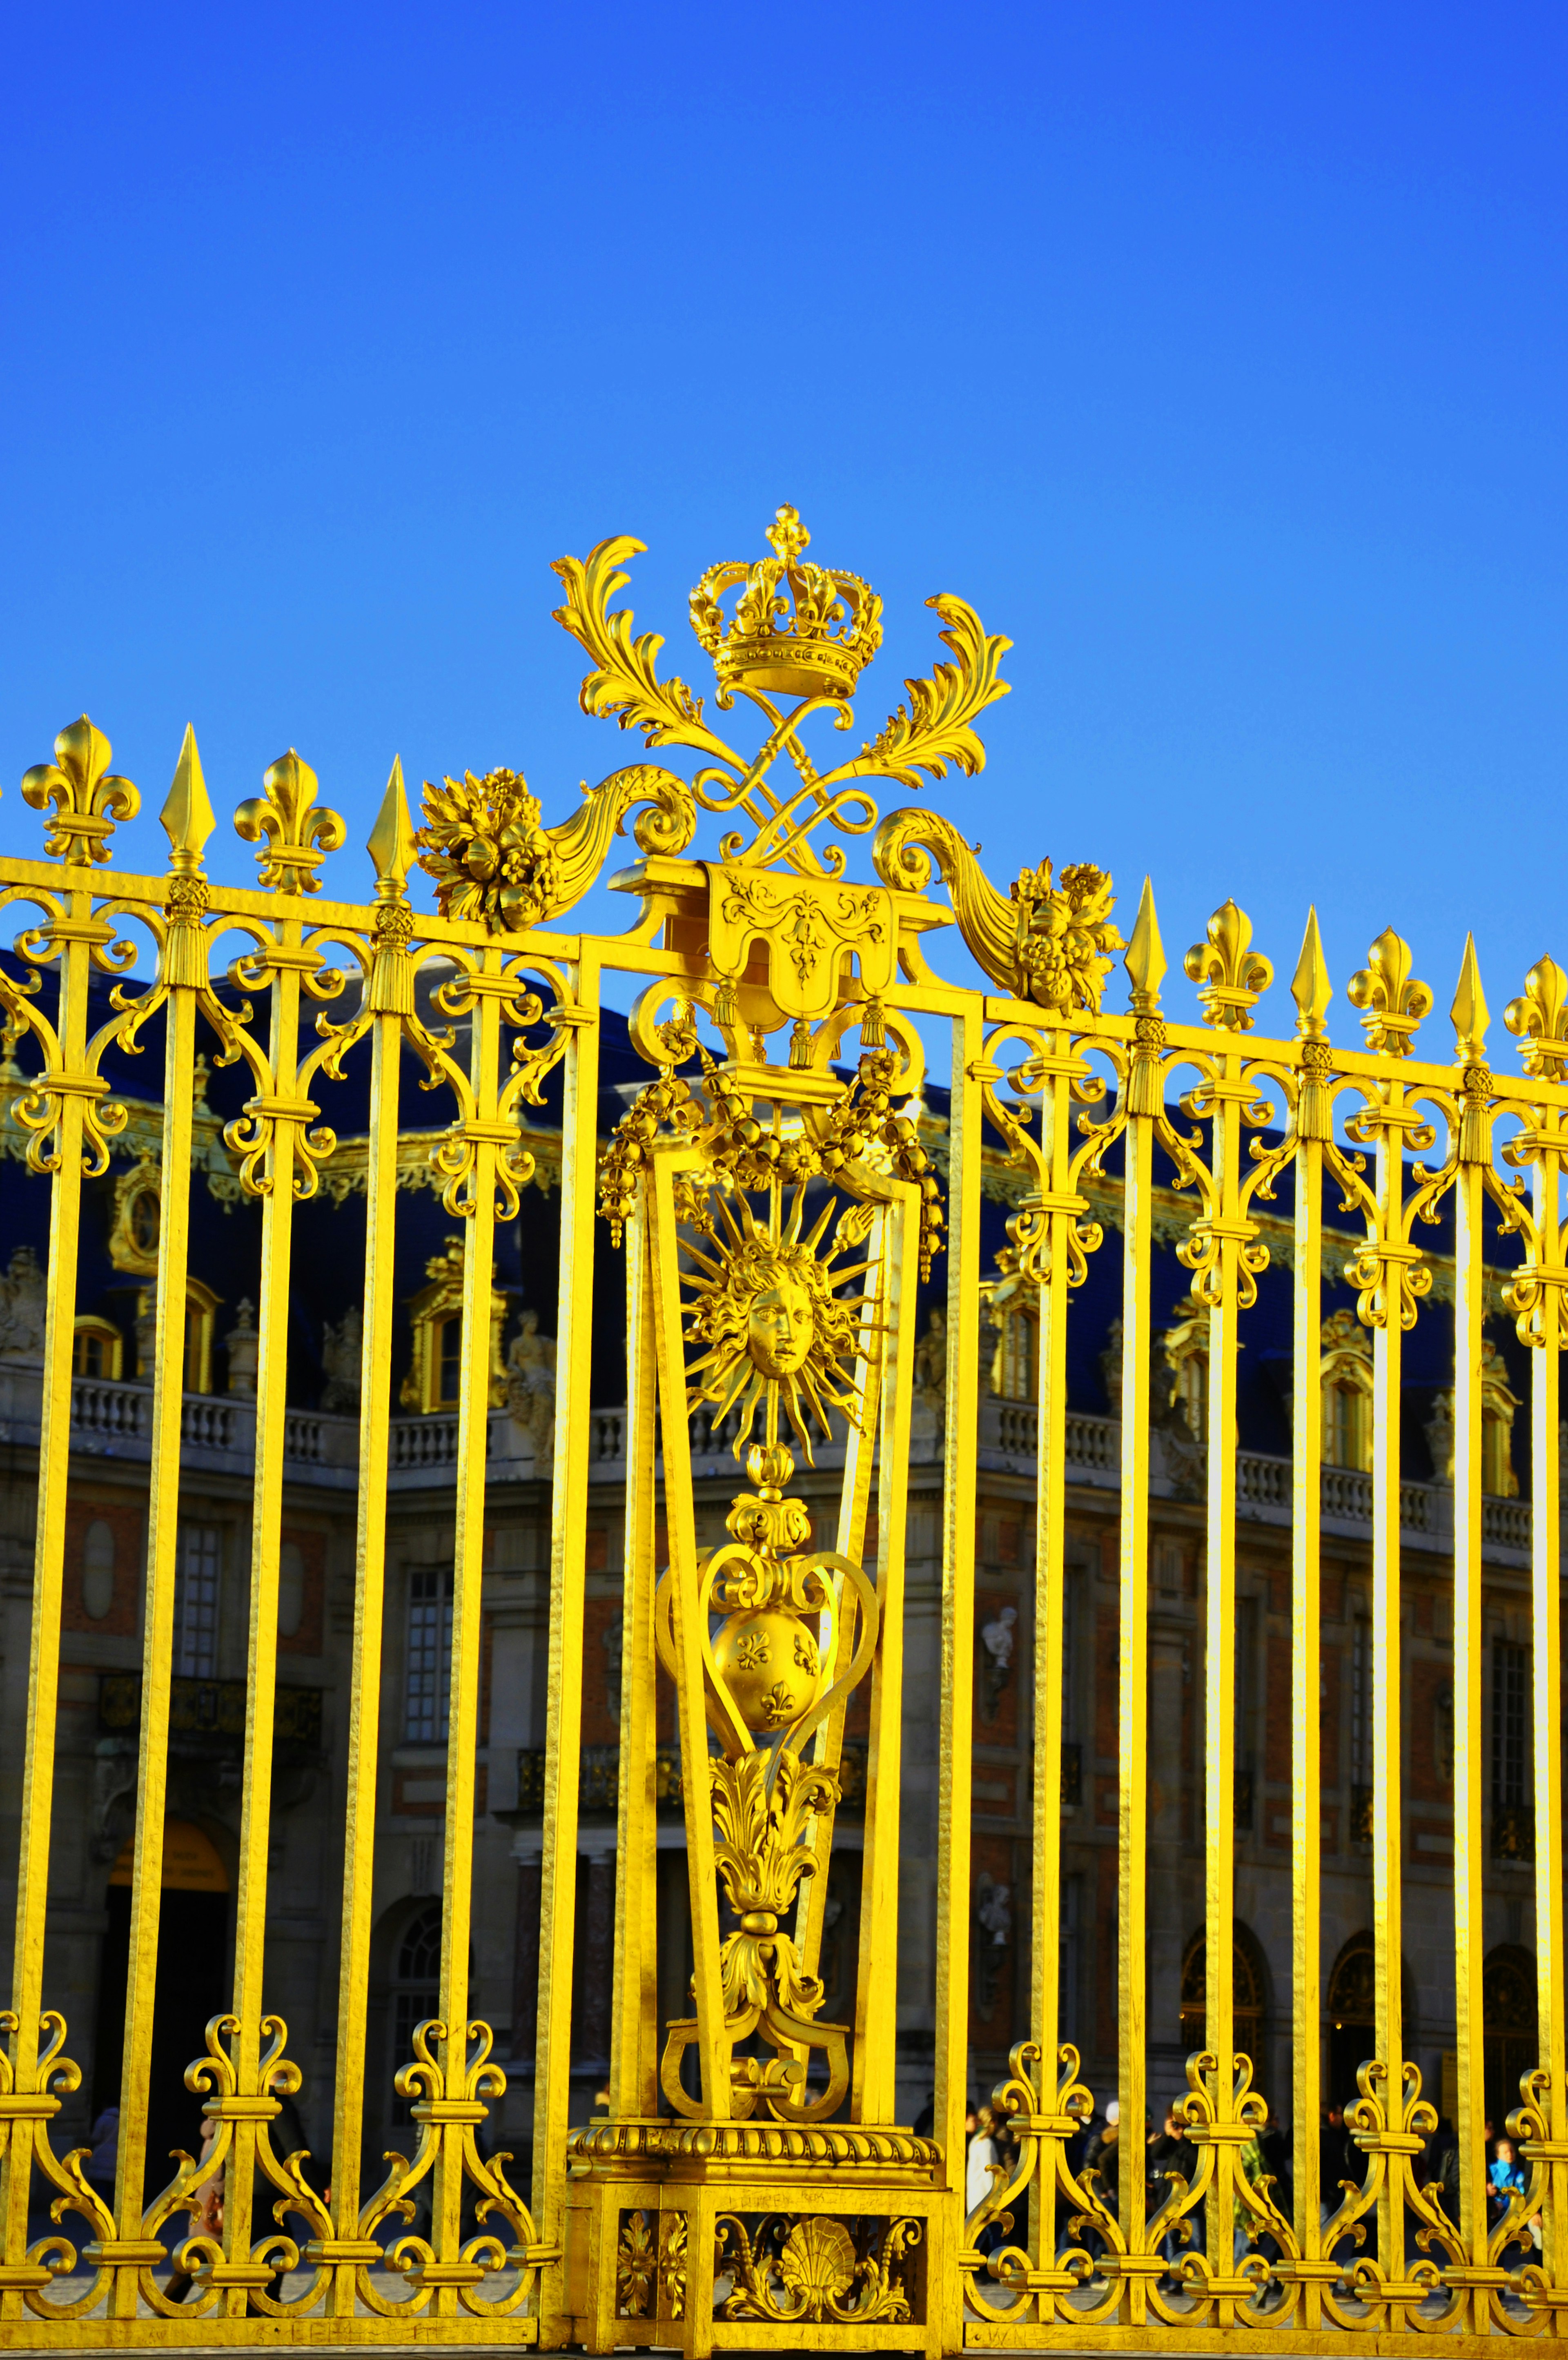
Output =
[{"x1": 564, "y1": 2117, "x2": 945, "y2": 2360}]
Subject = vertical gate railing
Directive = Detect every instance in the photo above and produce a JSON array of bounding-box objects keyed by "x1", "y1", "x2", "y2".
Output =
[{"x1": 0, "y1": 510, "x2": 1559, "y2": 2352}]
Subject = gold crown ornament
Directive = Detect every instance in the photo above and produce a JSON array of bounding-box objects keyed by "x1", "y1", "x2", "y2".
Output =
[{"x1": 689, "y1": 505, "x2": 883, "y2": 704}]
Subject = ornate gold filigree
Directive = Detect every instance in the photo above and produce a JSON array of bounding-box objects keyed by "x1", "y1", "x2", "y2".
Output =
[
  {"x1": 414, "y1": 763, "x2": 696, "y2": 933},
  {"x1": 553, "y1": 521, "x2": 1011, "y2": 875},
  {"x1": 600, "y1": 1033, "x2": 943, "y2": 1276},
  {"x1": 654, "y1": 1423, "x2": 880, "y2": 2120},
  {"x1": 659, "y1": 2212, "x2": 687, "y2": 2318},
  {"x1": 20, "y1": 715, "x2": 139, "y2": 864},
  {"x1": 616, "y1": 2208, "x2": 656, "y2": 2316},
  {"x1": 553, "y1": 536, "x2": 736, "y2": 764},
  {"x1": 0, "y1": 2008, "x2": 118, "y2": 2320},
  {"x1": 849, "y1": 595, "x2": 1011, "y2": 792},
  {"x1": 708, "y1": 1748, "x2": 840, "y2": 2019},
  {"x1": 717, "y1": 2213, "x2": 919, "y2": 2325},
  {"x1": 354, "y1": 2015, "x2": 551, "y2": 2317},
  {"x1": 872, "y1": 815, "x2": 1120, "y2": 1014}
]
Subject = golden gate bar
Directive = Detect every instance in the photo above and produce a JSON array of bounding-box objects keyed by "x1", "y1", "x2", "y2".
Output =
[{"x1": 0, "y1": 505, "x2": 1564, "y2": 2351}]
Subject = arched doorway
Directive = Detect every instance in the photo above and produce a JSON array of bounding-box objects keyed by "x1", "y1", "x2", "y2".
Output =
[
  {"x1": 390, "y1": 1902, "x2": 443, "y2": 2122},
  {"x1": 1484, "y1": 1945, "x2": 1538, "y2": 2132},
  {"x1": 94, "y1": 1821, "x2": 230, "y2": 2203},
  {"x1": 1324, "y1": 1932, "x2": 1419, "y2": 2109},
  {"x1": 1179, "y1": 1924, "x2": 1269, "y2": 2078},
  {"x1": 1325, "y1": 1932, "x2": 1376, "y2": 2109}
]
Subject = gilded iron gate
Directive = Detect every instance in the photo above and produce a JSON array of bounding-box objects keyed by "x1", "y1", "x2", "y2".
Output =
[{"x1": 0, "y1": 510, "x2": 1563, "y2": 2351}]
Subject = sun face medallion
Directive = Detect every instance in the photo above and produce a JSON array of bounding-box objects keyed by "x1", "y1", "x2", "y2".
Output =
[{"x1": 681, "y1": 1187, "x2": 875, "y2": 1463}]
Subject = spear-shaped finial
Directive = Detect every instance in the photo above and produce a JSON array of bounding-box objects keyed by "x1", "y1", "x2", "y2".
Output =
[
  {"x1": 160, "y1": 725, "x2": 216, "y2": 877},
  {"x1": 1451, "y1": 932, "x2": 1490, "y2": 1067},
  {"x1": 368, "y1": 755, "x2": 416, "y2": 900},
  {"x1": 1291, "y1": 907, "x2": 1332, "y2": 1041},
  {"x1": 366, "y1": 755, "x2": 416, "y2": 1016},
  {"x1": 1124, "y1": 876, "x2": 1166, "y2": 1014}
]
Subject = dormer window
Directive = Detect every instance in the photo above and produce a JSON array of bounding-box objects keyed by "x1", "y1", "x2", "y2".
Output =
[
  {"x1": 1321, "y1": 1308, "x2": 1374, "y2": 1472},
  {"x1": 72, "y1": 1316, "x2": 123, "y2": 1381},
  {"x1": 1157, "y1": 1311, "x2": 1210, "y2": 1443},
  {"x1": 400, "y1": 1236, "x2": 509, "y2": 1416}
]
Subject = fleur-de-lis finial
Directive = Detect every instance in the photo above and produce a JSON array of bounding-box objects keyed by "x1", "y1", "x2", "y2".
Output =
[
  {"x1": 1450, "y1": 933, "x2": 1489, "y2": 1067},
  {"x1": 234, "y1": 750, "x2": 345, "y2": 894},
  {"x1": 765, "y1": 504, "x2": 810, "y2": 566},
  {"x1": 1184, "y1": 898, "x2": 1272, "y2": 1031},
  {"x1": 1504, "y1": 955, "x2": 1568, "y2": 1081},
  {"x1": 20, "y1": 715, "x2": 140, "y2": 865},
  {"x1": 1290, "y1": 907, "x2": 1332, "y2": 1041},
  {"x1": 1347, "y1": 927, "x2": 1432, "y2": 1058}
]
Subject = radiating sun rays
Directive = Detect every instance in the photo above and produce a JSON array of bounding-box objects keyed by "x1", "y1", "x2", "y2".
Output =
[{"x1": 681, "y1": 1186, "x2": 876, "y2": 1461}]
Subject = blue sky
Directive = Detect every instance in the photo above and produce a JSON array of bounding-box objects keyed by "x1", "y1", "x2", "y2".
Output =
[{"x1": 2, "y1": 2, "x2": 1564, "y2": 1057}]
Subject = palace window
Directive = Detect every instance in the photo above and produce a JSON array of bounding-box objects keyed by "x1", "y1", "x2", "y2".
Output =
[
  {"x1": 1320, "y1": 1307, "x2": 1373, "y2": 1472},
  {"x1": 131, "y1": 1279, "x2": 223, "y2": 1393},
  {"x1": 72, "y1": 1316, "x2": 123, "y2": 1381},
  {"x1": 1491, "y1": 1639, "x2": 1532, "y2": 1859},
  {"x1": 1481, "y1": 1349, "x2": 1521, "y2": 1497},
  {"x1": 1157, "y1": 1311, "x2": 1209, "y2": 1442},
  {"x1": 183, "y1": 1281, "x2": 220, "y2": 1394},
  {"x1": 405, "y1": 1567, "x2": 454, "y2": 1743},
  {"x1": 981, "y1": 1250, "x2": 1038, "y2": 1402},
  {"x1": 1428, "y1": 1339, "x2": 1521, "y2": 1498},
  {"x1": 173, "y1": 1525, "x2": 222, "y2": 1679},
  {"x1": 400, "y1": 1237, "x2": 508, "y2": 1415}
]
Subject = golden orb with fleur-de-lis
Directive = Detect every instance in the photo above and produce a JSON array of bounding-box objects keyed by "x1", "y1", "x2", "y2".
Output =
[{"x1": 711, "y1": 1607, "x2": 824, "y2": 1736}]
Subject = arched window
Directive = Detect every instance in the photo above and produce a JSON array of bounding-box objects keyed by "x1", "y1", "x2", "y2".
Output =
[
  {"x1": 391, "y1": 1902, "x2": 443, "y2": 2120},
  {"x1": 1179, "y1": 1924, "x2": 1267, "y2": 2064},
  {"x1": 72, "y1": 1316, "x2": 123, "y2": 1382},
  {"x1": 1427, "y1": 1340, "x2": 1521, "y2": 1498},
  {"x1": 1320, "y1": 1307, "x2": 1373, "y2": 1472},
  {"x1": 400, "y1": 1237, "x2": 508, "y2": 1415},
  {"x1": 982, "y1": 1252, "x2": 1038, "y2": 1403},
  {"x1": 1481, "y1": 1345, "x2": 1521, "y2": 1498}
]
